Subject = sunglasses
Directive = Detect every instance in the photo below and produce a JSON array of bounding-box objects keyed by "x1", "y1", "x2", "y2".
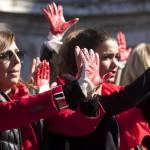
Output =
[{"x1": 0, "y1": 50, "x2": 25, "y2": 61}]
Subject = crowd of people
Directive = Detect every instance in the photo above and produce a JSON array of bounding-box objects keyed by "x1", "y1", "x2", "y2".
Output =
[{"x1": 0, "y1": 1, "x2": 150, "y2": 150}]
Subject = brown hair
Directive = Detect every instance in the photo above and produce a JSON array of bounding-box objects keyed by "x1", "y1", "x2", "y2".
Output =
[
  {"x1": 53, "y1": 27, "x2": 114, "y2": 76},
  {"x1": 0, "y1": 30, "x2": 15, "y2": 52}
]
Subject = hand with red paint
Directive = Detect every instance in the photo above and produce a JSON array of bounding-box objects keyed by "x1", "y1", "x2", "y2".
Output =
[
  {"x1": 117, "y1": 32, "x2": 132, "y2": 61},
  {"x1": 35, "y1": 60, "x2": 50, "y2": 93},
  {"x1": 28, "y1": 57, "x2": 41, "y2": 88},
  {"x1": 28, "y1": 58, "x2": 50, "y2": 93},
  {"x1": 76, "y1": 46, "x2": 101, "y2": 96},
  {"x1": 42, "y1": 2, "x2": 79, "y2": 35}
]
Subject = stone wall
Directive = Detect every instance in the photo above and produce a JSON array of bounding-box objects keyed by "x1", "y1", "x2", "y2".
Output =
[{"x1": 0, "y1": 0, "x2": 150, "y2": 79}]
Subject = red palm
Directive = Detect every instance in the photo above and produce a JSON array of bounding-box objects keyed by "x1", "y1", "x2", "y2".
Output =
[
  {"x1": 117, "y1": 32, "x2": 132, "y2": 61},
  {"x1": 42, "y1": 2, "x2": 79, "y2": 34}
]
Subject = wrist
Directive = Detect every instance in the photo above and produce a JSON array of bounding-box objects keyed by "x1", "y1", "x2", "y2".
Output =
[
  {"x1": 48, "y1": 32, "x2": 63, "y2": 41},
  {"x1": 78, "y1": 78, "x2": 95, "y2": 98},
  {"x1": 44, "y1": 32, "x2": 63, "y2": 54}
]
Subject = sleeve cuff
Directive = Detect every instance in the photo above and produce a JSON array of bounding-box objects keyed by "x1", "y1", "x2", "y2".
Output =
[{"x1": 51, "y1": 85, "x2": 69, "y2": 110}]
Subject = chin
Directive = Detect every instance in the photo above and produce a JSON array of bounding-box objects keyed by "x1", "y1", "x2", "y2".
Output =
[{"x1": 9, "y1": 78, "x2": 20, "y2": 85}]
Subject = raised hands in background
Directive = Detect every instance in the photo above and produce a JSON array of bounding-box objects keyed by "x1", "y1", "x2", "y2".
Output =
[
  {"x1": 117, "y1": 32, "x2": 132, "y2": 61},
  {"x1": 42, "y1": 2, "x2": 79, "y2": 35}
]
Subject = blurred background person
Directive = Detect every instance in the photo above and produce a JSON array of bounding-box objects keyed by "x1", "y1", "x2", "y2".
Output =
[{"x1": 120, "y1": 43, "x2": 150, "y2": 85}]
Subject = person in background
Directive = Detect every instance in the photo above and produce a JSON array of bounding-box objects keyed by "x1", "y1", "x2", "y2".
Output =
[
  {"x1": 120, "y1": 43, "x2": 150, "y2": 86},
  {"x1": 41, "y1": 2, "x2": 150, "y2": 150},
  {"x1": 40, "y1": 2, "x2": 79, "y2": 82},
  {"x1": 118, "y1": 43, "x2": 150, "y2": 149},
  {"x1": 114, "y1": 31, "x2": 132, "y2": 85}
]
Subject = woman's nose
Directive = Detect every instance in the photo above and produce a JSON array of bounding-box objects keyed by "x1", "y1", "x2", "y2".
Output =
[
  {"x1": 111, "y1": 57, "x2": 119, "y2": 68},
  {"x1": 11, "y1": 53, "x2": 21, "y2": 64}
]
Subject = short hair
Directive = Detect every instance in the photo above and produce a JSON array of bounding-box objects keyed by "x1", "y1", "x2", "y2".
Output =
[{"x1": 0, "y1": 30, "x2": 15, "y2": 52}]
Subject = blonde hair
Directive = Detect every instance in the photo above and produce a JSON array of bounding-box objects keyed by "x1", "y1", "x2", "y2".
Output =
[
  {"x1": 120, "y1": 43, "x2": 150, "y2": 85},
  {"x1": 0, "y1": 30, "x2": 15, "y2": 52}
]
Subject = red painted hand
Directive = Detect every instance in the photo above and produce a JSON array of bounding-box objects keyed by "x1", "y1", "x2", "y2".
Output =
[
  {"x1": 42, "y1": 2, "x2": 79, "y2": 35},
  {"x1": 76, "y1": 46, "x2": 101, "y2": 89},
  {"x1": 117, "y1": 32, "x2": 132, "y2": 61},
  {"x1": 35, "y1": 60, "x2": 50, "y2": 88}
]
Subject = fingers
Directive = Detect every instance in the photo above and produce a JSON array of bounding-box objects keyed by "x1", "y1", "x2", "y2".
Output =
[
  {"x1": 117, "y1": 31, "x2": 126, "y2": 49},
  {"x1": 89, "y1": 49, "x2": 95, "y2": 63},
  {"x1": 39, "y1": 60, "x2": 50, "y2": 80},
  {"x1": 75, "y1": 47, "x2": 95, "y2": 65},
  {"x1": 95, "y1": 52, "x2": 100, "y2": 71},
  {"x1": 28, "y1": 57, "x2": 41, "y2": 82},
  {"x1": 82, "y1": 48, "x2": 90, "y2": 62},
  {"x1": 35, "y1": 60, "x2": 50, "y2": 87},
  {"x1": 30, "y1": 58, "x2": 36, "y2": 75},
  {"x1": 42, "y1": 2, "x2": 58, "y2": 25},
  {"x1": 67, "y1": 18, "x2": 79, "y2": 27},
  {"x1": 52, "y1": 2, "x2": 58, "y2": 15},
  {"x1": 48, "y1": 3, "x2": 54, "y2": 16},
  {"x1": 58, "y1": 4, "x2": 63, "y2": 17}
]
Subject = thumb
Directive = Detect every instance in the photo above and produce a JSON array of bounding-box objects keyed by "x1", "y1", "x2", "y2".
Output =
[
  {"x1": 50, "y1": 82, "x2": 57, "y2": 89},
  {"x1": 66, "y1": 18, "x2": 79, "y2": 28}
]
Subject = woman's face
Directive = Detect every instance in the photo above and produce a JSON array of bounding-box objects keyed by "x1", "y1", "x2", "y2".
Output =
[
  {"x1": 0, "y1": 40, "x2": 22, "y2": 90},
  {"x1": 96, "y1": 39, "x2": 119, "y2": 82}
]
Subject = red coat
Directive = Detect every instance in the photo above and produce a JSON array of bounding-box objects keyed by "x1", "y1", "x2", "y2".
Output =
[
  {"x1": 101, "y1": 82, "x2": 150, "y2": 150},
  {"x1": 0, "y1": 83, "x2": 60, "y2": 150},
  {"x1": 0, "y1": 82, "x2": 105, "y2": 150}
]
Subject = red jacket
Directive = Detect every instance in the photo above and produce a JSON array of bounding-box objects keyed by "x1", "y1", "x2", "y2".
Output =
[
  {"x1": 0, "y1": 82, "x2": 105, "y2": 150},
  {"x1": 0, "y1": 83, "x2": 61, "y2": 150},
  {"x1": 102, "y1": 82, "x2": 150, "y2": 150}
]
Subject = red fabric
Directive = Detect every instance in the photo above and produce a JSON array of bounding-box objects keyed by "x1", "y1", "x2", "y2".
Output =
[
  {"x1": 101, "y1": 82, "x2": 150, "y2": 150},
  {"x1": 46, "y1": 76, "x2": 105, "y2": 136},
  {"x1": 0, "y1": 85, "x2": 59, "y2": 131},
  {"x1": 0, "y1": 81, "x2": 105, "y2": 150},
  {"x1": 46, "y1": 104, "x2": 105, "y2": 136},
  {"x1": 54, "y1": 77, "x2": 150, "y2": 149},
  {"x1": 0, "y1": 83, "x2": 61, "y2": 150}
]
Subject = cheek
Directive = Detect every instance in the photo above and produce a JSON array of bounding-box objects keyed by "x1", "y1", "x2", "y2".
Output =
[
  {"x1": 0, "y1": 65, "x2": 8, "y2": 83},
  {"x1": 100, "y1": 60, "x2": 111, "y2": 76},
  {"x1": 0, "y1": 64, "x2": 8, "y2": 76}
]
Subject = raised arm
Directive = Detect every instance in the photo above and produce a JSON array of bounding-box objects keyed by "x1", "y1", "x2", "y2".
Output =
[{"x1": 41, "y1": 2, "x2": 79, "y2": 54}]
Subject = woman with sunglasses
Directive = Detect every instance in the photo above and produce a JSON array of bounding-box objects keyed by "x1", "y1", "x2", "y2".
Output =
[{"x1": 0, "y1": 30, "x2": 107, "y2": 150}]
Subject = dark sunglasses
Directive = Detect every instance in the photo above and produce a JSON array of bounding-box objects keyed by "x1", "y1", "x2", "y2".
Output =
[{"x1": 0, "y1": 50, "x2": 25, "y2": 61}]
